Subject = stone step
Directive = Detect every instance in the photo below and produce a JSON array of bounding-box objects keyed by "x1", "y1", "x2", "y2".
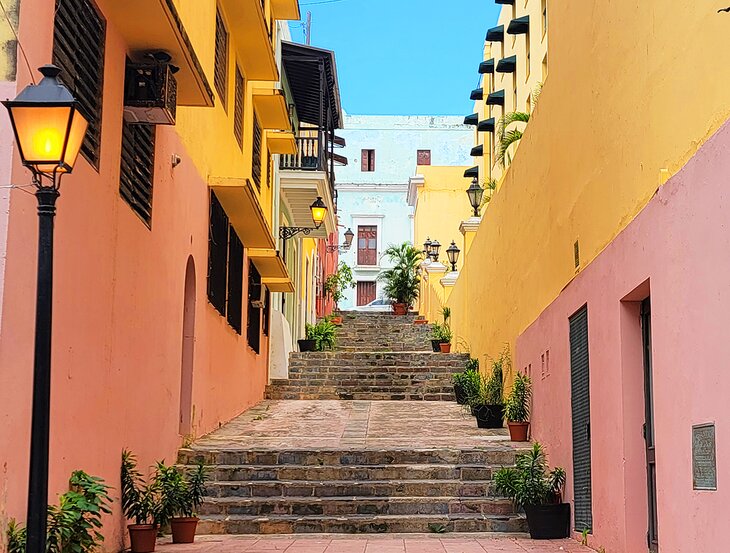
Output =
[
  {"x1": 198, "y1": 496, "x2": 515, "y2": 517},
  {"x1": 179, "y1": 448, "x2": 521, "y2": 467},
  {"x1": 204, "y1": 463, "x2": 496, "y2": 482},
  {"x1": 265, "y1": 389, "x2": 456, "y2": 401},
  {"x1": 197, "y1": 512, "x2": 528, "y2": 534}
]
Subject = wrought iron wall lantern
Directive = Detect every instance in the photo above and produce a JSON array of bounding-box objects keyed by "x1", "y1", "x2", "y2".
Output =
[
  {"x1": 279, "y1": 196, "x2": 328, "y2": 241},
  {"x1": 446, "y1": 240, "x2": 461, "y2": 272},
  {"x1": 326, "y1": 227, "x2": 354, "y2": 252},
  {"x1": 428, "y1": 239, "x2": 442, "y2": 262},
  {"x1": 466, "y1": 177, "x2": 485, "y2": 217}
]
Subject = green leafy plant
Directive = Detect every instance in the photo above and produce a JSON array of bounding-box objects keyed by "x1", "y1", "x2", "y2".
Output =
[
  {"x1": 581, "y1": 528, "x2": 591, "y2": 546},
  {"x1": 305, "y1": 320, "x2": 337, "y2": 351},
  {"x1": 504, "y1": 373, "x2": 532, "y2": 423},
  {"x1": 323, "y1": 262, "x2": 355, "y2": 310},
  {"x1": 497, "y1": 111, "x2": 530, "y2": 167},
  {"x1": 122, "y1": 450, "x2": 162, "y2": 526},
  {"x1": 156, "y1": 461, "x2": 208, "y2": 521},
  {"x1": 480, "y1": 178, "x2": 498, "y2": 208},
  {"x1": 431, "y1": 307, "x2": 453, "y2": 343},
  {"x1": 7, "y1": 471, "x2": 111, "y2": 553},
  {"x1": 494, "y1": 442, "x2": 566, "y2": 508},
  {"x1": 378, "y1": 243, "x2": 422, "y2": 308},
  {"x1": 466, "y1": 351, "x2": 505, "y2": 408},
  {"x1": 465, "y1": 357, "x2": 479, "y2": 373}
]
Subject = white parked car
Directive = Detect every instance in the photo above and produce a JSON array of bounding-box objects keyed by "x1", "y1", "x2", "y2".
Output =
[{"x1": 350, "y1": 298, "x2": 394, "y2": 312}]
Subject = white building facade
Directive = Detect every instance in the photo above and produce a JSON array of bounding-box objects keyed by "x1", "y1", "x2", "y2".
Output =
[{"x1": 335, "y1": 115, "x2": 472, "y2": 309}]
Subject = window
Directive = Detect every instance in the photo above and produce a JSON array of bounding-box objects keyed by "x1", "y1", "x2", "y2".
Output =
[
  {"x1": 417, "y1": 150, "x2": 431, "y2": 166},
  {"x1": 512, "y1": 72, "x2": 518, "y2": 112},
  {"x1": 262, "y1": 290, "x2": 271, "y2": 336},
  {"x1": 214, "y1": 7, "x2": 229, "y2": 106},
  {"x1": 234, "y1": 65, "x2": 244, "y2": 148},
  {"x1": 361, "y1": 149, "x2": 375, "y2": 172},
  {"x1": 207, "y1": 191, "x2": 245, "y2": 334},
  {"x1": 526, "y1": 31, "x2": 531, "y2": 81},
  {"x1": 52, "y1": 0, "x2": 106, "y2": 169},
  {"x1": 542, "y1": 0, "x2": 548, "y2": 38},
  {"x1": 356, "y1": 282, "x2": 376, "y2": 306},
  {"x1": 252, "y1": 114, "x2": 263, "y2": 189},
  {"x1": 357, "y1": 226, "x2": 377, "y2": 266},
  {"x1": 247, "y1": 261, "x2": 262, "y2": 353},
  {"x1": 119, "y1": 122, "x2": 156, "y2": 226},
  {"x1": 542, "y1": 53, "x2": 549, "y2": 81}
]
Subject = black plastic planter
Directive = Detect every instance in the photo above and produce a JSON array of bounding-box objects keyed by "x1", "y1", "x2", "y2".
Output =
[
  {"x1": 453, "y1": 383, "x2": 468, "y2": 405},
  {"x1": 431, "y1": 339, "x2": 442, "y2": 352},
  {"x1": 524, "y1": 503, "x2": 571, "y2": 539},
  {"x1": 473, "y1": 404, "x2": 504, "y2": 428},
  {"x1": 298, "y1": 339, "x2": 317, "y2": 352}
]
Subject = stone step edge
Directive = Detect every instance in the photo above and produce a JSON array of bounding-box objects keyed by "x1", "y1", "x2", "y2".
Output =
[
  {"x1": 202, "y1": 478, "x2": 498, "y2": 487},
  {"x1": 198, "y1": 513, "x2": 524, "y2": 522},
  {"x1": 183, "y1": 463, "x2": 507, "y2": 470}
]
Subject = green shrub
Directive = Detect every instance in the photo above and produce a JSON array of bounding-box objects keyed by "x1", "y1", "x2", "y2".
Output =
[
  {"x1": 504, "y1": 373, "x2": 532, "y2": 423},
  {"x1": 155, "y1": 461, "x2": 208, "y2": 522},
  {"x1": 378, "y1": 243, "x2": 421, "y2": 308},
  {"x1": 323, "y1": 262, "x2": 355, "y2": 310},
  {"x1": 494, "y1": 443, "x2": 566, "y2": 507},
  {"x1": 121, "y1": 449, "x2": 163, "y2": 526},
  {"x1": 306, "y1": 320, "x2": 337, "y2": 351}
]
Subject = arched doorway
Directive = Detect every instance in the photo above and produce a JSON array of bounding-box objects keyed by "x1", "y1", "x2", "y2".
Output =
[{"x1": 179, "y1": 256, "x2": 196, "y2": 436}]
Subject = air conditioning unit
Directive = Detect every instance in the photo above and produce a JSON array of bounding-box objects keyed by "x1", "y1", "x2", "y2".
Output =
[
  {"x1": 250, "y1": 281, "x2": 266, "y2": 310},
  {"x1": 123, "y1": 55, "x2": 178, "y2": 125}
]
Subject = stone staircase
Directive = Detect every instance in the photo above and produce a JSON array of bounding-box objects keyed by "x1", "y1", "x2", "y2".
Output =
[
  {"x1": 182, "y1": 311, "x2": 528, "y2": 536},
  {"x1": 179, "y1": 445, "x2": 527, "y2": 534}
]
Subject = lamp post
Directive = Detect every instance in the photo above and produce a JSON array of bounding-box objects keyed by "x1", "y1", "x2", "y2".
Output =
[
  {"x1": 2, "y1": 64, "x2": 88, "y2": 553},
  {"x1": 279, "y1": 196, "x2": 329, "y2": 241},
  {"x1": 422, "y1": 237, "x2": 432, "y2": 259},
  {"x1": 446, "y1": 240, "x2": 461, "y2": 272},
  {"x1": 466, "y1": 177, "x2": 485, "y2": 217},
  {"x1": 429, "y1": 239, "x2": 441, "y2": 262}
]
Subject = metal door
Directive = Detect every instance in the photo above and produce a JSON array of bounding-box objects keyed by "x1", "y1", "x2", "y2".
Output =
[{"x1": 570, "y1": 306, "x2": 593, "y2": 533}]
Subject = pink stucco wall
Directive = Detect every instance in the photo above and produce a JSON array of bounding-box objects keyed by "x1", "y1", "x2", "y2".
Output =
[
  {"x1": 516, "y1": 119, "x2": 730, "y2": 552},
  {"x1": 0, "y1": 1, "x2": 268, "y2": 548}
]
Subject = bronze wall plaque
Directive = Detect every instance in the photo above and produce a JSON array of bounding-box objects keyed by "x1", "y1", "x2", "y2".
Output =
[{"x1": 692, "y1": 423, "x2": 717, "y2": 491}]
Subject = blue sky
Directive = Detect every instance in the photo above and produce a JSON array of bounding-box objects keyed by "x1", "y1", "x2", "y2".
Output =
[{"x1": 289, "y1": 0, "x2": 500, "y2": 116}]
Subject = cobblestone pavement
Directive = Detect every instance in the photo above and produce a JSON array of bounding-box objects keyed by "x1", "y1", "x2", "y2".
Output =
[
  {"x1": 189, "y1": 400, "x2": 519, "y2": 451},
  {"x1": 159, "y1": 534, "x2": 594, "y2": 552}
]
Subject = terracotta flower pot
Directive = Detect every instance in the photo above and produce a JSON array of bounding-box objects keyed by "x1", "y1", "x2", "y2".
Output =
[
  {"x1": 439, "y1": 342, "x2": 452, "y2": 353},
  {"x1": 331, "y1": 316, "x2": 343, "y2": 326},
  {"x1": 393, "y1": 303, "x2": 408, "y2": 315},
  {"x1": 414, "y1": 318, "x2": 428, "y2": 325},
  {"x1": 128, "y1": 524, "x2": 157, "y2": 553},
  {"x1": 508, "y1": 421, "x2": 530, "y2": 442},
  {"x1": 171, "y1": 517, "x2": 199, "y2": 544}
]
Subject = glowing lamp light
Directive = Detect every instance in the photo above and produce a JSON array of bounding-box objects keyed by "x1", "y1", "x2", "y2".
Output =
[
  {"x1": 2, "y1": 65, "x2": 88, "y2": 176},
  {"x1": 310, "y1": 196, "x2": 328, "y2": 229}
]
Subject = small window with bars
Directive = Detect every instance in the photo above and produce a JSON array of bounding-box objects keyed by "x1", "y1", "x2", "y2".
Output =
[
  {"x1": 252, "y1": 114, "x2": 263, "y2": 190},
  {"x1": 361, "y1": 149, "x2": 375, "y2": 172},
  {"x1": 417, "y1": 150, "x2": 431, "y2": 166},
  {"x1": 52, "y1": 0, "x2": 106, "y2": 169},
  {"x1": 227, "y1": 227, "x2": 244, "y2": 333},
  {"x1": 247, "y1": 262, "x2": 262, "y2": 354},
  {"x1": 214, "y1": 7, "x2": 229, "y2": 108},
  {"x1": 119, "y1": 122, "x2": 156, "y2": 227},
  {"x1": 234, "y1": 65, "x2": 244, "y2": 148}
]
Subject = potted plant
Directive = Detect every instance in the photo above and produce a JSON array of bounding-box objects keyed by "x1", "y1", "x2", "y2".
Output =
[
  {"x1": 430, "y1": 322, "x2": 444, "y2": 352},
  {"x1": 452, "y1": 358, "x2": 479, "y2": 404},
  {"x1": 438, "y1": 325, "x2": 453, "y2": 353},
  {"x1": 324, "y1": 262, "x2": 355, "y2": 324},
  {"x1": 156, "y1": 461, "x2": 208, "y2": 544},
  {"x1": 378, "y1": 243, "x2": 421, "y2": 315},
  {"x1": 494, "y1": 443, "x2": 570, "y2": 539},
  {"x1": 298, "y1": 324, "x2": 318, "y2": 352},
  {"x1": 505, "y1": 372, "x2": 532, "y2": 441},
  {"x1": 468, "y1": 358, "x2": 504, "y2": 428},
  {"x1": 122, "y1": 450, "x2": 162, "y2": 553},
  {"x1": 312, "y1": 319, "x2": 337, "y2": 351}
]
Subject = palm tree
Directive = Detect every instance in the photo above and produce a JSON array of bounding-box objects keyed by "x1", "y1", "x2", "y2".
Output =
[
  {"x1": 378, "y1": 243, "x2": 422, "y2": 311},
  {"x1": 480, "y1": 178, "x2": 498, "y2": 208},
  {"x1": 497, "y1": 111, "x2": 530, "y2": 167}
]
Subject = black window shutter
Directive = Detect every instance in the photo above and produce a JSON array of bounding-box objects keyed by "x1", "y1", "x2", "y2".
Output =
[
  {"x1": 207, "y1": 192, "x2": 228, "y2": 316},
  {"x1": 119, "y1": 122, "x2": 156, "y2": 226},
  {"x1": 247, "y1": 262, "x2": 262, "y2": 354},
  {"x1": 234, "y1": 66, "x2": 244, "y2": 148},
  {"x1": 227, "y1": 227, "x2": 244, "y2": 334},
  {"x1": 214, "y1": 8, "x2": 229, "y2": 106},
  {"x1": 252, "y1": 115, "x2": 263, "y2": 190},
  {"x1": 52, "y1": 0, "x2": 106, "y2": 168},
  {"x1": 570, "y1": 306, "x2": 593, "y2": 533},
  {"x1": 262, "y1": 289, "x2": 271, "y2": 336}
]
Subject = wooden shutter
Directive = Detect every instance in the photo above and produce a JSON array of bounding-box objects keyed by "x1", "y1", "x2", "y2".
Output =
[
  {"x1": 570, "y1": 306, "x2": 593, "y2": 533},
  {"x1": 52, "y1": 0, "x2": 106, "y2": 168},
  {"x1": 252, "y1": 115, "x2": 263, "y2": 190},
  {"x1": 357, "y1": 226, "x2": 377, "y2": 266},
  {"x1": 226, "y1": 227, "x2": 244, "y2": 334},
  {"x1": 207, "y1": 192, "x2": 228, "y2": 316},
  {"x1": 361, "y1": 150, "x2": 368, "y2": 172},
  {"x1": 356, "y1": 282, "x2": 376, "y2": 306},
  {"x1": 234, "y1": 65, "x2": 244, "y2": 148},
  {"x1": 214, "y1": 8, "x2": 229, "y2": 105},
  {"x1": 119, "y1": 122, "x2": 155, "y2": 226},
  {"x1": 247, "y1": 262, "x2": 262, "y2": 354}
]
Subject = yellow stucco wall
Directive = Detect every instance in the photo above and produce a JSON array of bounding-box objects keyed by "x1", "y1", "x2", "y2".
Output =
[{"x1": 448, "y1": 0, "x2": 730, "y2": 363}]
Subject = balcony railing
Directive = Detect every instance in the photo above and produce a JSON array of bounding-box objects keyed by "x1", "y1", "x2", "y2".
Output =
[{"x1": 280, "y1": 134, "x2": 337, "y2": 203}]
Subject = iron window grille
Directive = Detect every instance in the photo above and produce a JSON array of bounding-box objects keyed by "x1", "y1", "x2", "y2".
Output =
[
  {"x1": 252, "y1": 115, "x2": 263, "y2": 190},
  {"x1": 247, "y1": 261, "x2": 262, "y2": 353},
  {"x1": 52, "y1": 0, "x2": 106, "y2": 169},
  {"x1": 119, "y1": 122, "x2": 156, "y2": 226}
]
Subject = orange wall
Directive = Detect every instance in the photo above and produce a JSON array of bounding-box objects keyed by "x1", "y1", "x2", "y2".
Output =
[{"x1": 0, "y1": 1, "x2": 268, "y2": 548}]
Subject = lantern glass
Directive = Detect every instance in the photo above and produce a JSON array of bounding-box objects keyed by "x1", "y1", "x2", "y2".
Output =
[
  {"x1": 446, "y1": 240, "x2": 460, "y2": 271},
  {"x1": 8, "y1": 105, "x2": 87, "y2": 174},
  {"x1": 466, "y1": 178, "x2": 484, "y2": 216},
  {"x1": 310, "y1": 197, "x2": 328, "y2": 229},
  {"x1": 429, "y1": 240, "x2": 441, "y2": 260},
  {"x1": 344, "y1": 228, "x2": 354, "y2": 248}
]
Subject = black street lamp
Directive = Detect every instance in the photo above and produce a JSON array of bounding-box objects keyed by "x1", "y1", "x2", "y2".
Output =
[
  {"x1": 326, "y1": 227, "x2": 355, "y2": 252},
  {"x1": 429, "y1": 240, "x2": 441, "y2": 262},
  {"x1": 446, "y1": 240, "x2": 461, "y2": 272},
  {"x1": 422, "y1": 237, "x2": 432, "y2": 258},
  {"x1": 280, "y1": 196, "x2": 329, "y2": 241},
  {"x1": 2, "y1": 64, "x2": 88, "y2": 553},
  {"x1": 466, "y1": 177, "x2": 485, "y2": 217}
]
